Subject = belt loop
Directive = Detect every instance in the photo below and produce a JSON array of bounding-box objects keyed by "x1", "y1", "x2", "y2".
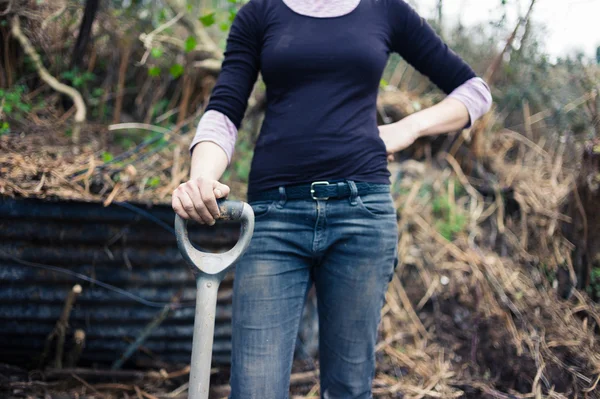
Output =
[
  {"x1": 277, "y1": 186, "x2": 287, "y2": 208},
  {"x1": 347, "y1": 180, "x2": 358, "y2": 206},
  {"x1": 336, "y1": 182, "x2": 345, "y2": 199}
]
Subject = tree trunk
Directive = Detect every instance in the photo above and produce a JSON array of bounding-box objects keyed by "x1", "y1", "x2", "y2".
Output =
[{"x1": 71, "y1": 0, "x2": 100, "y2": 69}]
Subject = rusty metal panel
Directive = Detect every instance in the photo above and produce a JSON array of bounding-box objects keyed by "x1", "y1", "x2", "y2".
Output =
[{"x1": 0, "y1": 197, "x2": 239, "y2": 368}]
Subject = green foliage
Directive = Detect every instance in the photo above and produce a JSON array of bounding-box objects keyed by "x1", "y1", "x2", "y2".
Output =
[
  {"x1": 0, "y1": 85, "x2": 31, "y2": 133},
  {"x1": 61, "y1": 68, "x2": 95, "y2": 88},
  {"x1": 169, "y1": 64, "x2": 185, "y2": 78},
  {"x1": 589, "y1": 268, "x2": 600, "y2": 299},
  {"x1": 116, "y1": 136, "x2": 135, "y2": 149},
  {"x1": 1, "y1": 86, "x2": 30, "y2": 114},
  {"x1": 102, "y1": 151, "x2": 114, "y2": 163},
  {"x1": 151, "y1": 47, "x2": 164, "y2": 58},
  {"x1": 431, "y1": 180, "x2": 468, "y2": 241},
  {"x1": 92, "y1": 88, "x2": 104, "y2": 98},
  {"x1": 199, "y1": 12, "x2": 216, "y2": 27},
  {"x1": 148, "y1": 66, "x2": 161, "y2": 77},
  {"x1": 147, "y1": 176, "x2": 161, "y2": 188},
  {"x1": 184, "y1": 36, "x2": 197, "y2": 53},
  {"x1": 0, "y1": 122, "x2": 9, "y2": 135}
]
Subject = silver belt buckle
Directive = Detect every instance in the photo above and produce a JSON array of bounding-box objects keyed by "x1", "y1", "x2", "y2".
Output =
[{"x1": 310, "y1": 181, "x2": 330, "y2": 200}]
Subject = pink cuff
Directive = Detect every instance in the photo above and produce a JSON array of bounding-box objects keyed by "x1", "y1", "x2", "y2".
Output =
[
  {"x1": 448, "y1": 77, "x2": 493, "y2": 127},
  {"x1": 190, "y1": 110, "x2": 238, "y2": 163}
]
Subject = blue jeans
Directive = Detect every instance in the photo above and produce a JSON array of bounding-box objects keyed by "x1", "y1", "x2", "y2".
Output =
[{"x1": 230, "y1": 183, "x2": 398, "y2": 399}]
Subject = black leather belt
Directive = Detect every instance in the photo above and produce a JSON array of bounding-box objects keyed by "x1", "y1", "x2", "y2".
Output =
[{"x1": 247, "y1": 181, "x2": 390, "y2": 202}]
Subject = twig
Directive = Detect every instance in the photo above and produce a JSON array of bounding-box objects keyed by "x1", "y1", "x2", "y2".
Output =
[
  {"x1": 41, "y1": 0, "x2": 68, "y2": 30},
  {"x1": 177, "y1": 69, "x2": 195, "y2": 124},
  {"x1": 494, "y1": 184, "x2": 505, "y2": 234},
  {"x1": 391, "y1": 274, "x2": 429, "y2": 339},
  {"x1": 500, "y1": 129, "x2": 550, "y2": 159},
  {"x1": 113, "y1": 42, "x2": 133, "y2": 124},
  {"x1": 111, "y1": 296, "x2": 178, "y2": 370},
  {"x1": 103, "y1": 182, "x2": 122, "y2": 207},
  {"x1": 40, "y1": 285, "x2": 83, "y2": 369},
  {"x1": 0, "y1": 177, "x2": 29, "y2": 196},
  {"x1": 138, "y1": 12, "x2": 185, "y2": 66},
  {"x1": 483, "y1": 0, "x2": 536, "y2": 85},
  {"x1": 290, "y1": 370, "x2": 319, "y2": 385},
  {"x1": 54, "y1": 285, "x2": 83, "y2": 369},
  {"x1": 165, "y1": 382, "x2": 189, "y2": 398},
  {"x1": 109, "y1": 123, "x2": 171, "y2": 135},
  {"x1": 71, "y1": 372, "x2": 106, "y2": 399},
  {"x1": 193, "y1": 58, "x2": 223, "y2": 74},
  {"x1": 528, "y1": 90, "x2": 598, "y2": 125},
  {"x1": 135, "y1": 385, "x2": 159, "y2": 399},
  {"x1": 155, "y1": 107, "x2": 180, "y2": 123},
  {"x1": 93, "y1": 383, "x2": 135, "y2": 390},
  {"x1": 305, "y1": 383, "x2": 319, "y2": 397},
  {"x1": 583, "y1": 374, "x2": 600, "y2": 393},
  {"x1": 65, "y1": 329, "x2": 86, "y2": 368},
  {"x1": 523, "y1": 100, "x2": 533, "y2": 140},
  {"x1": 0, "y1": 0, "x2": 13, "y2": 16}
]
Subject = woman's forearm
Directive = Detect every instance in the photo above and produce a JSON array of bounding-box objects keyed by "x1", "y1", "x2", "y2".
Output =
[
  {"x1": 380, "y1": 97, "x2": 483, "y2": 154},
  {"x1": 190, "y1": 142, "x2": 229, "y2": 181},
  {"x1": 408, "y1": 97, "x2": 470, "y2": 138}
]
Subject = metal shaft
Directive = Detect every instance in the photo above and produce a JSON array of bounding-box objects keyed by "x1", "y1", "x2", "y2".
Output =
[{"x1": 189, "y1": 272, "x2": 225, "y2": 399}]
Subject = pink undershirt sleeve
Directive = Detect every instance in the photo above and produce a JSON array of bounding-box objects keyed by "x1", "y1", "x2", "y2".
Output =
[
  {"x1": 447, "y1": 77, "x2": 493, "y2": 127},
  {"x1": 189, "y1": 110, "x2": 238, "y2": 163}
]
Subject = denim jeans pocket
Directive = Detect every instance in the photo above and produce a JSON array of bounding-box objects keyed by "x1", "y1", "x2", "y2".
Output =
[
  {"x1": 356, "y1": 192, "x2": 396, "y2": 218},
  {"x1": 249, "y1": 200, "x2": 276, "y2": 219}
]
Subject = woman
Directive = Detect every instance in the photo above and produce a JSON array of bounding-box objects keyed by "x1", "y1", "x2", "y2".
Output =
[{"x1": 172, "y1": 0, "x2": 492, "y2": 397}]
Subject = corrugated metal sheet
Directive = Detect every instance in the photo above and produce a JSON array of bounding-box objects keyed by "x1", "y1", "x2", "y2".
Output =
[{"x1": 0, "y1": 197, "x2": 239, "y2": 368}]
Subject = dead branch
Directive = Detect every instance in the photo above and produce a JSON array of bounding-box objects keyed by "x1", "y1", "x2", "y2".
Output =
[
  {"x1": 0, "y1": 0, "x2": 13, "y2": 16},
  {"x1": 54, "y1": 285, "x2": 82, "y2": 369},
  {"x1": 113, "y1": 42, "x2": 132, "y2": 124},
  {"x1": 138, "y1": 11, "x2": 184, "y2": 65},
  {"x1": 65, "y1": 329, "x2": 86, "y2": 368},
  {"x1": 41, "y1": 0, "x2": 68, "y2": 30},
  {"x1": 484, "y1": 0, "x2": 536, "y2": 86},
  {"x1": 10, "y1": 15, "x2": 86, "y2": 144}
]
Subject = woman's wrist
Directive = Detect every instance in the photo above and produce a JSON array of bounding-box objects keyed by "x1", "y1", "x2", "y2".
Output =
[
  {"x1": 398, "y1": 116, "x2": 425, "y2": 139},
  {"x1": 190, "y1": 142, "x2": 229, "y2": 182}
]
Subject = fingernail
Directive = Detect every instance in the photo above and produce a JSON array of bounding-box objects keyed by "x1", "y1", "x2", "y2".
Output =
[
  {"x1": 215, "y1": 189, "x2": 222, "y2": 197},
  {"x1": 209, "y1": 220, "x2": 216, "y2": 226}
]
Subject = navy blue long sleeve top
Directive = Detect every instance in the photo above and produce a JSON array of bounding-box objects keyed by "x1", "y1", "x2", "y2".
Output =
[{"x1": 205, "y1": 0, "x2": 477, "y2": 195}]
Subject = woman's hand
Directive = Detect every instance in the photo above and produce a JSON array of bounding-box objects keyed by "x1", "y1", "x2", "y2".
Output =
[
  {"x1": 172, "y1": 177, "x2": 231, "y2": 225},
  {"x1": 379, "y1": 119, "x2": 421, "y2": 157}
]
